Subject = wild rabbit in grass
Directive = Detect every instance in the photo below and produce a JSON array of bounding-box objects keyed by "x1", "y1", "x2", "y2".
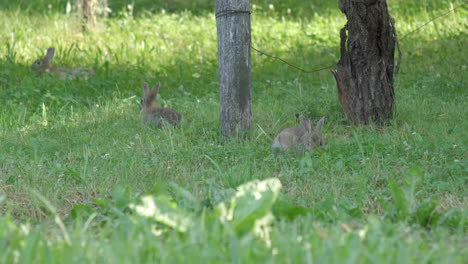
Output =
[
  {"x1": 31, "y1": 47, "x2": 95, "y2": 80},
  {"x1": 272, "y1": 115, "x2": 325, "y2": 155},
  {"x1": 141, "y1": 82, "x2": 182, "y2": 127}
]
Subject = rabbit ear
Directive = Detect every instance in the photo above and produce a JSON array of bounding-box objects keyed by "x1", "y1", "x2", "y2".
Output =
[
  {"x1": 152, "y1": 82, "x2": 161, "y2": 96},
  {"x1": 45, "y1": 47, "x2": 55, "y2": 62},
  {"x1": 299, "y1": 115, "x2": 312, "y2": 133},
  {"x1": 143, "y1": 82, "x2": 150, "y2": 95},
  {"x1": 315, "y1": 117, "x2": 325, "y2": 134}
]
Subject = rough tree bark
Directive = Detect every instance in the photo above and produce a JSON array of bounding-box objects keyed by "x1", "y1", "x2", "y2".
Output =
[
  {"x1": 332, "y1": 0, "x2": 397, "y2": 125},
  {"x1": 215, "y1": 0, "x2": 252, "y2": 137}
]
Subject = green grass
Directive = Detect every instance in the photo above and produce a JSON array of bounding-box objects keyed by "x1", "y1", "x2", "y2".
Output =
[{"x1": 0, "y1": 0, "x2": 467, "y2": 263}]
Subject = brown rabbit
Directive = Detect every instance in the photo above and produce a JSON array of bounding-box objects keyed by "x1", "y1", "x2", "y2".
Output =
[
  {"x1": 141, "y1": 82, "x2": 182, "y2": 127},
  {"x1": 31, "y1": 47, "x2": 95, "y2": 80},
  {"x1": 272, "y1": 115, "x2": 325, "y2": 154}
]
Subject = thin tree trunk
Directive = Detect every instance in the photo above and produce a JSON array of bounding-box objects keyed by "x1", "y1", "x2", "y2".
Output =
[
  {"x1": 100, "y1": 0, "x2": 109, "y2": 18},
  {"x1": 75, "y1": 0, "x2": 109, "y2": 19},
  {"x1": 332, "y1": 0, "x2": 397, "y2": 125},
  {"x1": 216, "y1": 0, "x2": 252, "y2": 137},
  {"x1": 82, "y1": 0, "x2": 96, "y2": 30}
]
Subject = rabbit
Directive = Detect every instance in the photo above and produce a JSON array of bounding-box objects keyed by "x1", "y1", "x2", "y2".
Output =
[
  {"x1": 31, "y1": 47, "x2": 95, "y2": 80},
  {"x1": 272, "y1": 115, "x2": 325, "y2": 155},
  {"x1": 141, "y1": 82, "x2": 182, "y2": 127}
]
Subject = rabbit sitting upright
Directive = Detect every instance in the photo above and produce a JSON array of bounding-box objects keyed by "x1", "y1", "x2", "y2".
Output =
[
  {"x1": 272, "y1": 115, "x2": 325, "y2": 155},
  {"x1": 31, "y1": 47, "x2": 95, "y2": 80},
  {"x1": 141, "y1": 82, "x2": 182, "y2": 127}
]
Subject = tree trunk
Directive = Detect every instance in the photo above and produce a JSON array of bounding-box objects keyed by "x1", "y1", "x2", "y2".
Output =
[
  {"x1": 75, "y1": 0, "x2": 109, "y2": 18},
  {"x1": 332, "y1": 0, "x2": 397, "y2": 125},
  {"x1": 97, "y1": 0, "x2": 109, "y2": 18},
  {"x1": 82, "y1": 0, "x2": 96, "y2": 30},
  {"x1": 216, "y1": 0, "x2": 252, "y2": 137}
]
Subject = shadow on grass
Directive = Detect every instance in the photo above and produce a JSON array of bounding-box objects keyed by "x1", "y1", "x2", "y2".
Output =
[
  {"x1": 1, "y1": 0, "x2": 464, "y2": 19},
  {"x1": 0, "y1": 14, "x2": 464, "y2": 126},
  {"x1": 0, "y1": 38, "x2": 339, "y2": 108},
  {"x1": 0, "y1": 0, "x2": 339, "y2": 19}
]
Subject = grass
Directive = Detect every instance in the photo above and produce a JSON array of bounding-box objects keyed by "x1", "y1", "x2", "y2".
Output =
[{"x1": 0, "y1": 0, "x2": 467, "y2": 263}]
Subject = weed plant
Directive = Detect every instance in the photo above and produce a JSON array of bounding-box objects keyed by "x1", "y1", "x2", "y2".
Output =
[{"x1": 0, "y1": 0, "x2": 466, "y2": 263}]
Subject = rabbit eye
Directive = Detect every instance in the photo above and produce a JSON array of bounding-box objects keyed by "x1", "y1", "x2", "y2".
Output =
[{"x1": 36, "y1": 61, "x2": 42, "y2": 65}]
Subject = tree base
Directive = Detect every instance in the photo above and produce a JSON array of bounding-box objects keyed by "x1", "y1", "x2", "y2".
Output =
[{"x1": 333, "y1": 0, "x2": 397, "y2": 125}]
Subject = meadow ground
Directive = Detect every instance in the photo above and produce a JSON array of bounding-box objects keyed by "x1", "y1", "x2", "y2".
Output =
[{"x1": 0, "y1": 0, "x2": 466, "y2": 263}]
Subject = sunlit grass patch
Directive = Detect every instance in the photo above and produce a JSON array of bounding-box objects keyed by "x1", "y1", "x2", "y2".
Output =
[{"x1": 0, "y1": 0, "x2": 466, "y2": 262}]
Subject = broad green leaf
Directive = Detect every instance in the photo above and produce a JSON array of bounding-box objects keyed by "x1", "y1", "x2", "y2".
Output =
[
  {"x1": 70, "y1": 204, "x2": 94, "y2": 220},
  {"x1": 388, "y1": 179, "x2": 409, "y2": 220},
  {"x1": 410, "y1": 199, "x2": 440, "y2": 227},
  {"x1": 404, "y1": 166, "x2": 423, "y2": 210},
  {"x1": 216, "y1": 178, "x2": 282, "y2": 236},
  {"x1": 131, "y1": 196, "x2": 193, "y2": 233}
]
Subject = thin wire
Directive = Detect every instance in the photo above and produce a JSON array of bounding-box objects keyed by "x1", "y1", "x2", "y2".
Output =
[
  {"x1": 230, "y1": 3, "x2": 467, "y2": 74},
  {"x1": 251, "y1": 46, "x2": 335, "y2": 73},
  {"x1": 400, "y1": 2, "x2": 467, "y2": 40},
  {"x1": 216, "y1": 10, "x2": 251, "y2": 18}
]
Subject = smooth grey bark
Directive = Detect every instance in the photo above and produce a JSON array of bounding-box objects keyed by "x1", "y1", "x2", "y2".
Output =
[
  {"x1": 75, "y1": 0, "x2": 109, "y2": 30},
  {"x1": 332, "y1": 0, "x2": 397, "y2": 125},
  {"x1": 75, "y1": 0, "x2": 109, "y2": 16},
  {"x1": 82, "y1": 0, "x2": 96, "y2": 30},
  {"x1": 216, "y1": 0, "x2": 252, "y2": 137},
  {"x1": 98, "y1": 0, "x2": 109, "y2": 18}
]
